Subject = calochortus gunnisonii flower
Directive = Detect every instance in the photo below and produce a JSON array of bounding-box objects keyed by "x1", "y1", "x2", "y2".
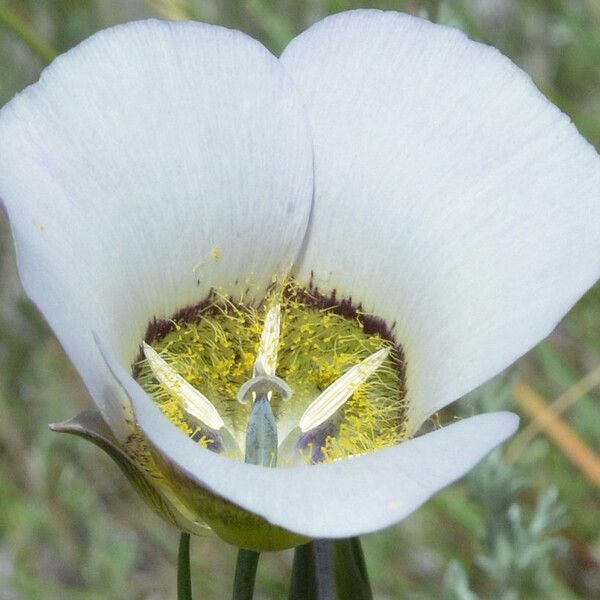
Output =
[{"x1": 1, "y1": 10, "x2": 599, "y2": 552}]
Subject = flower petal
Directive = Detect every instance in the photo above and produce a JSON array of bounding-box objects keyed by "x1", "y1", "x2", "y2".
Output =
[
  {"x1": 280, "y1": 10, "x2": 600, "y2": 430},
  {"x1": 0, "y1": 20, "x2": 313, "y2": 438},
  {"x1": 100, "y1": 335, "x2": 517, "y2": 540}
]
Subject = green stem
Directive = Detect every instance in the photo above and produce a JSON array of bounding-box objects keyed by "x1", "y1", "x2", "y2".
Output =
[
  {"x1": 232, "y1": 548, "x2": 260, "y2": 600},
  {"x1": 288, "y1": 538, "x2": 373, "y2": 600},
  {"x1": 0, "y1": 3, "x2": 57, "y2": 64},
  {"x1": 347, "y1": 538, "x2": 372, "y2": 595},
  {"x1": 178, "y1": 532, "x2": 192, "y2": 600}
]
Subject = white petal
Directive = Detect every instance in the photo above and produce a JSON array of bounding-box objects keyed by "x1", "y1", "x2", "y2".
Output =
[
  {"x1": 280, "y1": 10, "x2": 600, "y2": 431},
  {"x1": 100, "y1": 336, "x2": 517, "y2": 538},
  {"x1": 0, "y1": 20, "x2": 313, "y2": 438}
]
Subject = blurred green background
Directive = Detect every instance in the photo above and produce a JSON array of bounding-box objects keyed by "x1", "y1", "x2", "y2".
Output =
[{"x1": 0, "y1": 1, "x2": 599, "y2": 598}]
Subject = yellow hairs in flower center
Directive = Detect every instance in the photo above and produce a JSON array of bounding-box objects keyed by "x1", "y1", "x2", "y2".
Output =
[{"x1": 134, "y1": 281, "x2": 408, "y2": 465}]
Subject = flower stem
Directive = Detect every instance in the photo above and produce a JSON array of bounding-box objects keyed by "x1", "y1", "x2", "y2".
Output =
[
  {"x1": 232, "y1": 548, "x2": 260, "y2": 600},
  {"x1": 0, "y1": 4, "x2": 57, "y2": 64},
  {"x1": 288, "y1": 537, "x2": 373, "y2": 600},
  {"x1": 178, "y1": 532, "x2": 192, "y2": 600}
]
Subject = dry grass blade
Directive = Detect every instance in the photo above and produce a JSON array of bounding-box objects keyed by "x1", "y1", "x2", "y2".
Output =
[
  {"x1": 507, "y1": 366, "x2": 600, "y2": 462},
  {"x1": 510, "y1": 380, "x2": 600, "y2": 488}
]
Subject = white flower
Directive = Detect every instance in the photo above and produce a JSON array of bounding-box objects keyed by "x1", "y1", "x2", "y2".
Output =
[{"x1": 0, "y1": 10, "x2": 598, "y2": 551}]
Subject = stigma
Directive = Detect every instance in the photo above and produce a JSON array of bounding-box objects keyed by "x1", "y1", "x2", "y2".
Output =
[{"x1": 134, "y1": 281, "x2": 408, "y2": 465}]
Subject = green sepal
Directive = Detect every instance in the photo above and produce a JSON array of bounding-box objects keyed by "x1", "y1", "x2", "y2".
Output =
[
  {"x1": 50, "y1": 410, "x2": 206, "y2": 536},
  {"x1": 148, "y1": 440, "x2": 310, "y2": 551},
  {"x1": 288, "y1": 537, "x2": 373, "y2": 600}
]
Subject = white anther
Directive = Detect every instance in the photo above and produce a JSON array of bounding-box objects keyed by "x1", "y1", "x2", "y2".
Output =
[
  {"x1": 298, "y1": 348, "x2": 390, "y2": 433},
  {"x1": 255, "y1": 303, "x2": 281, "y2": 377},
  {"x1": 142, "y1": 342, "x2": 225, "y2": 431}
]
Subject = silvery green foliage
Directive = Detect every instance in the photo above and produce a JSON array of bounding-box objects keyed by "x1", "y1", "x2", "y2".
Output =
[
  {"x1": 445, "y1": 376, "x2": 568, "y2": 599},
  {"x1": 442, "y1": 561, "x2": 478, "y2": 600},
  {"x1": 472, "y1": 454, "x2": 567, "y2": 599},
  {"x1": 443, "y1": 454, "x2": 567, "y2": 599}
]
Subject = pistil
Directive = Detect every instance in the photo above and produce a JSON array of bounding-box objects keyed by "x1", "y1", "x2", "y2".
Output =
[
  {"x1": 244, "y1": 392, "x2": 278, "y2": 467},
  {"x1": 243, "y1": 303, "x2": 285, "y2": 467}
]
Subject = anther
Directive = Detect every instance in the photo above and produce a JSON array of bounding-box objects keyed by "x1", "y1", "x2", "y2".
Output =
[
  {"x1": 142, "y1": 342, "x2": 225, "y2": 431},
  {"x1": 254, "y1": 303, "x2": 281, "y2": 377},
  {"x1": 298, "y1": 347, "x2": 390, "y2": 433}
]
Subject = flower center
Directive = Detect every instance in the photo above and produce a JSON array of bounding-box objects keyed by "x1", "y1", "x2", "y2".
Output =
[{"x1": 134, "y1": 281, "x2": 408, "y2": 466}]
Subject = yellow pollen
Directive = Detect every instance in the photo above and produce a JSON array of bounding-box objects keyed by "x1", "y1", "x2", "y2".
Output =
[{"x1": 134, "y1": 280, "x2": 408, "y2": 465}]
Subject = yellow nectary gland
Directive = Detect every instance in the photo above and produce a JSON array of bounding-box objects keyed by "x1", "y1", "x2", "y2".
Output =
[{"x1": 134, "y1": 283, "x2": 408, "y2": 465}]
